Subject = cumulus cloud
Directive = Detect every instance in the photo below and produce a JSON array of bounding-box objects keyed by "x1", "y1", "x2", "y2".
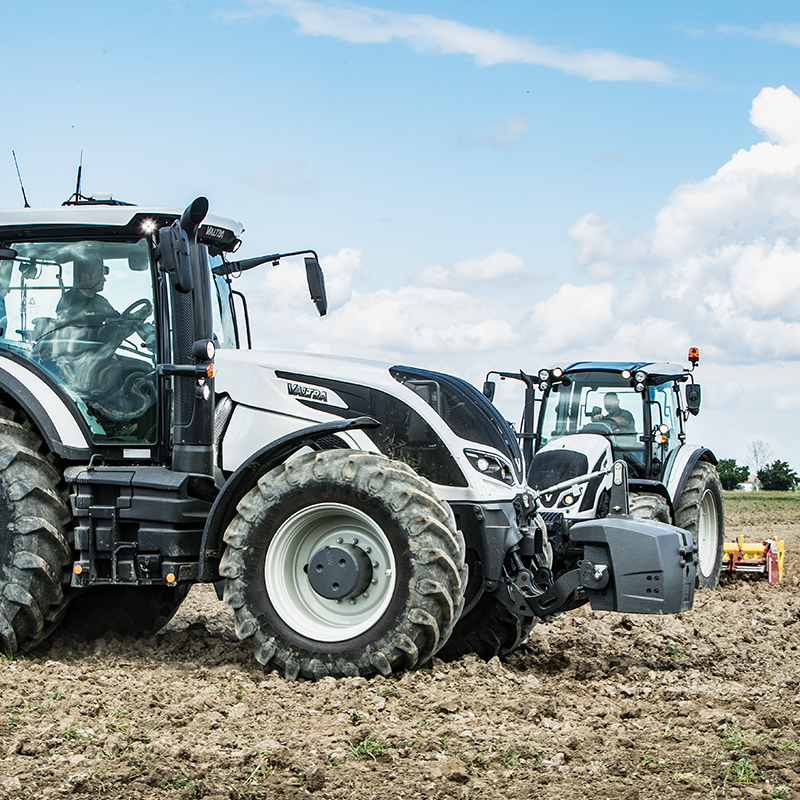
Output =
[
  {"x1": 228, "y1": 0, "x2": 678, "y2": 83},
  {"x1": 567, "y1": 212, "x2": 655, "y2": 278},
  {"x1": 412, "y1": 249, "x2": 538, "y2": 288},
  {"x1": 252, "y1": 85, "x2": 800, "y2": 371},
  {"x1": 566, "y1": 86, "x2": 800, "y2": 366}
]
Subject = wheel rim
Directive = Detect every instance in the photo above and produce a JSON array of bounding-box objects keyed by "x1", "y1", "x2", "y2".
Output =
[
  {"x1": 696, "y1": 489, "x2": 719, "y2": 577},
  {"x1": 264, "y1": 503, "x2": 397, "y2": 642}
]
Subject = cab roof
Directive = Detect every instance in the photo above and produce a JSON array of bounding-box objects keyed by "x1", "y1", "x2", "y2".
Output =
[
  {"x1": 0, "y1": 202, "x2": 244, "y2": 251},
  {"x1": 562, "y1": 361, "x2": 687, "y2": 380}
]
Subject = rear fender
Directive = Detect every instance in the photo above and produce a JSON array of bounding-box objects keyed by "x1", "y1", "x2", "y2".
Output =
[
  {"x1": 199, "y1": 416, "x2": 379, "y2": 580},
  {"x1": 0, "y1": 353, "x2": 91, "y2": 459}
]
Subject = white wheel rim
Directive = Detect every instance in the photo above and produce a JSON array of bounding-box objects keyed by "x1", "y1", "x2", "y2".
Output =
[
  {"x1": 696, "y1": 489, "x2": 719, "y2": 577},
  {"x1": 264, "y1": 503, "x2": 397, "y2": 642}
]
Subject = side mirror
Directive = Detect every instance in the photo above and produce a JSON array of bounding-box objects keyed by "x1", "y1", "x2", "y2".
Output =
[
  {"x1": 157, "y1": 197, "x2": 209, "y2": 293},
  {"x1": 128, "y1": 248, "x2": 149, "y2": 271},
  {"x1": 685, "y1": 383, "x2": 701, "y2": 416},
  {"x1": 305, "y1": 256, "x2": 327, "y2": 317},
  {"x1": 482, "y1": 381, "x2": 496, "y2": 401},
  {"x1": 0, "y1": 248, "x2": 17, "y2": 261},
  {"x1": 158, "y1": 223, "x2": 193, "y2": 293}
]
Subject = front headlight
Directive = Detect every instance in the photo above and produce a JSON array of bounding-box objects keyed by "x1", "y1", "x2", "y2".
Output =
[
  {"x1": 557, "y1": 485, "x2": 584, "y2": 508},
  {"x1": 465, "y1": 450, "x2": 516, "y2": 486}
]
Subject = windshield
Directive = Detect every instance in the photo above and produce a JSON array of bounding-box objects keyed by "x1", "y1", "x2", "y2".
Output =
[
  {"x1": 391, "y1": 366, "x2": 523, "y2": 481},
  {"x1": 0, "y1": 239, "x2": 158, "y2": 443},
  {"x1": 539, "y1": 370, "x2": 645, "y2": 474}
]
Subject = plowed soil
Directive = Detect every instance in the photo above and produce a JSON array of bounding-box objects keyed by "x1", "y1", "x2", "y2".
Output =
[{"x1": 2, "y1": 493, "x2": 798, "y2": 800}]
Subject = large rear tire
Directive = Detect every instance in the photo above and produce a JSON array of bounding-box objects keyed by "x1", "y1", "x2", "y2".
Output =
[
  {"x1": 0, "y1": 407, "x2": 72, "y2": 655},
  {"x1": 219, "y1": 449, "x2": 467, "y2": 680},
  {"x1": 674, "y1": 462, "x2": 724, "y2": 590}
]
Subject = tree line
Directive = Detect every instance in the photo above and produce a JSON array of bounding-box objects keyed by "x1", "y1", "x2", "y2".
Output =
[{"x1": 716, "y1": 440, "x2": 799, "y2": 491}]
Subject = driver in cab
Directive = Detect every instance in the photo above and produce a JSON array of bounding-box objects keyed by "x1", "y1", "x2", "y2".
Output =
[
  {"x1": 592, "y1": 392, "x2": 635, "y2": 433},
  {"x1": 56, "y1": 253, "x2": 120, "y2": 335}
]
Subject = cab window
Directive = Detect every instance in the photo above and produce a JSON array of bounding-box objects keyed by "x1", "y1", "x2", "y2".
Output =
[{"x1": 0, "y1": 239, "x2": 158, "y2": 443}]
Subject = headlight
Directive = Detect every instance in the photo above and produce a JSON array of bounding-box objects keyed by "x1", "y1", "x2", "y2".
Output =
[
  {"x1": 465, "y1": 450, "x2": 516, "y2": 486},
  {"x1": 558, "y1": 485, "x2": 583, "y2": 508},
  {"x1": 635, "y1": 371, "x2": 646, "y2": 383},
  {"x1": 538, "y1": 369, "x2": 550, "y2": 382}
]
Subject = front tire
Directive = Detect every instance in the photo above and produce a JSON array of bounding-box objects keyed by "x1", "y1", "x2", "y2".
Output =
[
  {"x1": 0, "y1": 407, "x2": 72, "y2": 655},
  {"x1": 629, "y1": 492, "x2": 671, "y2": 524},
  {"x1": 219, "y1": 449, "x2": 467, "y2": 680},
  {"x1": 674, "y1": 462, "x2": 724, "y2": 590}
]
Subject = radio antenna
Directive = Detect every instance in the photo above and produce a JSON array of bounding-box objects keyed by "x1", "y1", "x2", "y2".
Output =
[
  {"x1": 74, "y1": 150, "x2": 83, "y2": 200},
  {"x1": 12, "y1": 151, "x2": 30, "y2": 208}
]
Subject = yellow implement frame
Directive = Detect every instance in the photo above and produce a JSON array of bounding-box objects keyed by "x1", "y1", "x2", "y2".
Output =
[{"x1": 722, "y1": 536, "x2": 784, "y2": 583}]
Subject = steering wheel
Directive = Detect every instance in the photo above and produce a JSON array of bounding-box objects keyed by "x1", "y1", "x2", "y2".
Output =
[
  {"x1": 120, "y1": 298, "x2": 153, "y2": 322},
  {"x1": 98, "y1": 299, "x2": 153, "y2": 350}
]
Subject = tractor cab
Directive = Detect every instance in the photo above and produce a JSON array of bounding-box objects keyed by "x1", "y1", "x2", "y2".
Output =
[{"x1": 536, "y1": 361, "x2": 696, "y2": 482}]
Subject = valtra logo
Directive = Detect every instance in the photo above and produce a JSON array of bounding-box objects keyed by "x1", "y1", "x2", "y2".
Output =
[{"x1": 287, "y1": 383, "x2": 328, "y2": 403}]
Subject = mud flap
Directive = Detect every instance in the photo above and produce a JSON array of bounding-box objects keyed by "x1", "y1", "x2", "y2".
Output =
[{"x1": 569, "y1": 516, "x2": 696, "y2": 614}]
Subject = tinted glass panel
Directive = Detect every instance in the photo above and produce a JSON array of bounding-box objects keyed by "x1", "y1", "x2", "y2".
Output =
[{"x1": 0, "y1": 239, "x2": 157, "y2": 442}]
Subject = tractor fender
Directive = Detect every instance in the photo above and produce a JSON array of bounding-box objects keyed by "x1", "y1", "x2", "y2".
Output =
[
  {"x1": 628, "y1": 479, "x2": 674, "y2": 515},
  {"x1": 0, "y1": 352, "x2": 91, "y2": 459},
  {"x1": 199, "y1": 416, "x2": 380, "y2": 581},
  {"x1": 663, "y1": 445, "x2": 717, "y2": 504}
]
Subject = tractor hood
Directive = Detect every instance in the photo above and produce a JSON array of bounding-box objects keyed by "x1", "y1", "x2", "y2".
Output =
[
  {"x1": 528, "y1": 434, "x2": 613, "y2": 519},
  {"x1": 213, "y1": 349, "x2": 525, "y2": 492}
]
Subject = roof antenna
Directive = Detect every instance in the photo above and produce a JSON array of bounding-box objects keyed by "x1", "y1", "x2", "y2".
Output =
[
  {"x1": 12, "y1": 151, "x2": 30, "y2": 208},
  {"x1": 66, "y1": 151, "x2": 87, "y2": 204},
  {"x1": 75, "y1": 151, "x2": 83, "y2": 199}
]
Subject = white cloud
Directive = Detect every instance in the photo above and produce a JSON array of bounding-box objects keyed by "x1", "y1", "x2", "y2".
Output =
[
  {"x1": 254, "y1": 86, "x2": 800, "y2": 371},
  {"x1": 523, "y1": 282, "x2": 617, "y2": 353},
  {"x1": 412, "y1": 249, "x2": 537, "y2": 288},
  {"x1": 567, "y1": 212, "x2": 655, "y2": 277},
  {"x1": 229, "y1": 0, "x2": 679, "y2": 83},
  {"x1": 247, "y1": 247, "x2": 523, "y2": 363},
  {"x1": 566, "y1": 86, "x2": 800, "y2": 364},
  {"x1": 718, "y1": 22, "x2": 800, "y2": 47}
]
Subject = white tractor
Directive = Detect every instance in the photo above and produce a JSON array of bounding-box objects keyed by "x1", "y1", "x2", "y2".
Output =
[
  {"x1": 0, "y1": 193, "x2": 697, "y2": 679},
  {"x1": 485, "y1": 354, "x2": 724, "y2": 590}
]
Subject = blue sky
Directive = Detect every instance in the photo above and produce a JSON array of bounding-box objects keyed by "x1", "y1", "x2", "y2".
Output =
[{"x1": 3, "y1": 0, "x2": 800, "y2": 472}]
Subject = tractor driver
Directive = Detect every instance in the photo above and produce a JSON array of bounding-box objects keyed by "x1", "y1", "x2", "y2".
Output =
[
  {"x1": 592, "y1": 392, "x2": 636, "y2": 433},
  {"x1": 55, "y1": 253, "x2": 120, "y2": 331},
  {"x1": 48, "y1": 254, "x2": 157, "y2": 438}
]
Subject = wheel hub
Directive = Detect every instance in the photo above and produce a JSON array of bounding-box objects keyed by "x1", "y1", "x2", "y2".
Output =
[{"x1": 307, "y1": 544, "x2": 374, "y2": 600}]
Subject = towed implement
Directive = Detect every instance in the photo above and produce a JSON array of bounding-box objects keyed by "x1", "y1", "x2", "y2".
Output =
[{"x1": 723, "y1": 536, "x2": 784, "y2": 583}]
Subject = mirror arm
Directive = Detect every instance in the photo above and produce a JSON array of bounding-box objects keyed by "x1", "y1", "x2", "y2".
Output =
[{"x1": 214, "y1": 249, "x2": 320, "y2": 276}]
